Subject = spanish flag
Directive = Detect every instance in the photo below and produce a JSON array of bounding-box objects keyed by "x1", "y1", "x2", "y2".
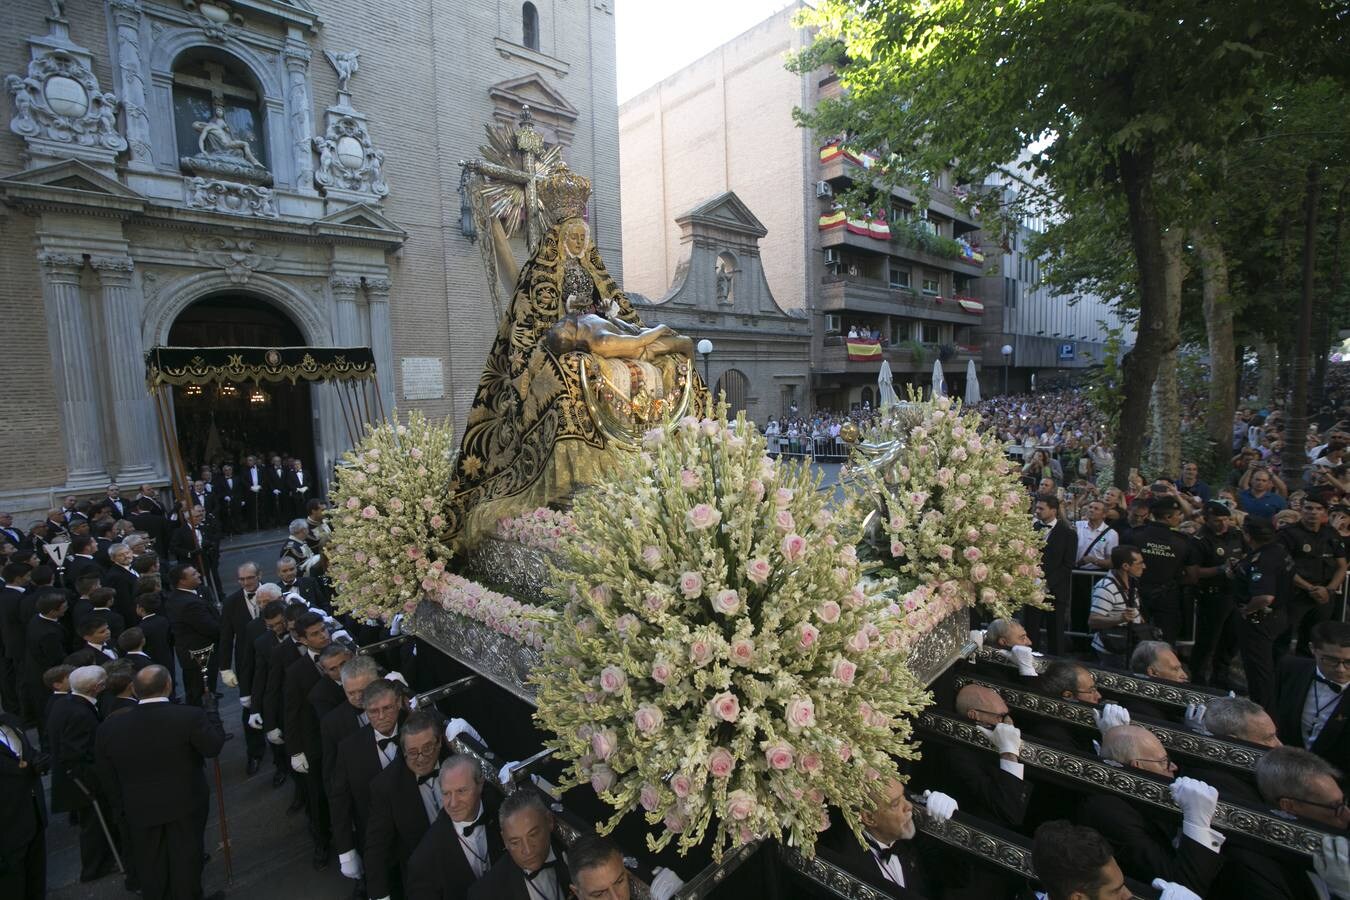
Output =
[
  {"x1": 819, "y1": 210, "x2": 847, "y2": 231},
  {"x1": 846, "y1": 339, "x2": 883, "y2": 361}
]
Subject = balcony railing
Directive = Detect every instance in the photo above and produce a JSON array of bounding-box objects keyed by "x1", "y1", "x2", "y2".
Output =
[{"x1": 819, "y1": 274, "x2": 985, "y2": 322}]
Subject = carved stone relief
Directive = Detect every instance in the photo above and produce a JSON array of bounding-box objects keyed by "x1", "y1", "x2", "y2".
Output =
[
  {"x1": 313, "y1": 115, "x2": 388, "y2": 197},
  {"x1": 185, "y1": 176, "x2": 277, "y2": 217},
  {"x1": 6, "y1": 52, "x2": 126, "y2": 153},
  {"x1": 189, "y1": 236, "x2": 277, "y2": 283}
]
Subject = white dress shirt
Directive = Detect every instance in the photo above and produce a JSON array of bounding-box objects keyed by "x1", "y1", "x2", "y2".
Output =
[
  {"x1": 1075, "y1": 520, "x2": 1118, "y2": 568},
  {"x1": 373, "y1": 727, "x2": 398, "y2": 768},
  {"x1": 453, "y1": 802, "x2": 489, "y2": 878},
  {"x1": 1302, "y1": 674, "x2": 1348, "y2": 745},
  {"x1": 417, "y1": 774, "x2": 442, "y2": 824},
  {"x1": 522, "y1": 849, "x2": 563, "y2": 900},
  {"x1": 862, "y1": 831, "x2": 907, "y2": 888}
]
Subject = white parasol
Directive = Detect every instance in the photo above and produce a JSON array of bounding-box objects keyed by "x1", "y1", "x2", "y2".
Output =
[
  {"x1": 878, "y1": 358, "x2": 898, "y2": 408},
  {"x1": 964, "y1": 358, "x2": 981, "y2": 405},
  {"x1": 931, "y1": 358, "x2": 945, "y2": 399}
]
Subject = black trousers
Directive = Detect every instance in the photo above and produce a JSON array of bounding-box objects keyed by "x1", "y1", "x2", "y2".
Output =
[
  {"x1": 0, "y1": 654, "x2": 19, "y2": 716},
  {"x1": 1140, "y1": 588, "x2": 1183, "y2": 645},
  {"x1": 304, "y1": 767, "x2": 331, "y2": 853},
  {"x1": 0, "y1": 819, "x2": 44, "y2": 899},
  {"x1": 242, "y1": 704, "x2": 264, "y2": 761},
  {"x1": 131, "y1": 807, "x2": 208, "y2": 900},
  {"x1": 1239, "y1": 607, "x2": 1288, "y2": 712},
  {"x1": 1278, "y1": 591, "x2": 1333, "y2": 659},
  {"x1": 1022, "y1": 599, "x2": 1068, "y2": 656},
  {"x1": 177, "y1": 648, "x2": 206, "y2": 706},
  {"x1": 1191, "y1": 592, "x2": 1239, "y2": 687},
  {"x1": 73, "y1": 802, "x2": 115, "y2": 880}
]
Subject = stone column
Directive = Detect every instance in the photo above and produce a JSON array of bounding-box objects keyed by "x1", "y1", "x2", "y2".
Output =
[
  {"x1": 283, "y1": 33, "x2": 317, "y2": 193},
  {"x1": 329, "y1": 275, "x2": 363, "y2": 344},
  {"x1": 39, "y1": 252, "x2": 107, "y2": 484},
  {"x1": 91, "y1": 256, "x2": 160, "y2": 483},
  {"x1": 364, "y1": 277, "x2": 396, "y2": 415},
  {"x1": 108, "y1": 0, "x2": 153, "y2": 170}
]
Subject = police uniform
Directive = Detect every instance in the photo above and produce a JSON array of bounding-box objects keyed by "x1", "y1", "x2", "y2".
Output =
[
  {"x1": 1278, "y1": 522, "x2": 1346, "y2": 654},
  {"x1": 1235, "y1": 539, "x2": 1295, "y2": 710},
  {"x1": 1191, "y1": 522, "x2": 1246, "y2": 687},
  {"x1": 1131, "y1": 518, "x2": 1199, "y2": 644}
]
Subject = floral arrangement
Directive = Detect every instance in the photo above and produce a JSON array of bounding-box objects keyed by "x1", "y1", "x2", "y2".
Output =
[
  {"x1": 430, "y1": 573, "x2": 556, "y2": 651},
  {"x1": 845, "y1": 392, "x2": 1047, "y2": 624},
  {"x1": 328, "y1": 410, "x2": 458, "y2": 620},
  {"x1": 532, "y1": 408, "x2": 930, "y2": 860},
  {"x1": 494, "y1": 507, "x2": 577, "y2": 553}
]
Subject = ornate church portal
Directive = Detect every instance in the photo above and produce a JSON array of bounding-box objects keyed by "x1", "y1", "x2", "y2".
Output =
[{"x1": 166, "y1": 295, "x2": 317, "y2": 477}]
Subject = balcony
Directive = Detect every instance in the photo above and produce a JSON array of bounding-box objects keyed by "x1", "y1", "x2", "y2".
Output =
[
  {"x1": 817, "y1": 148, "x2": 980, "y2": 233},
  {"x1": 816, "y1": 336, "x2": 980, "y2": 376},
  {"x1": 818, "y1": 218, "x2": 985, "y2": 277},
  {"x1": 818, "y1": 274, "x2": 984, "y2": 325}
]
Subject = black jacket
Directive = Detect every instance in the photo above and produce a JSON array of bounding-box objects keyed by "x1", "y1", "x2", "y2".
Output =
[
  {"x1": 249, "y1": 628, "x2": 283, "y2": 713},
  {"x1": 236, "y1": 618, "x2": 270, "y2": 700},
  {"x1": 1076, "y1": 792, "x2": 1223, "y2": 895},
  {"x1": 466, "y1": 837, "x2": 571, "y2": 900},
  {"x1": 218, "y1": 588, "x2": 258, "y2": 673},
  {"x1": 329, "y1": 722, "x2": 400, "y2": 856},
  {"x1": 165, "y1": 589, "x2": 220, "y2": 653},
  {"x1": 0, "y1": 585, "x2": 27, "y2": 660},
  {"x1": 283, "y1": 650, "x2": 323, "y2": 758},
  {"x1": 137, "y1": 612, "x2": 176, "y2": 675},
  {"x1": 0, "y1": 712, "x2": 46, "y2": 859},
  {"x1": 1211, "y1": 847, "x2": 1323, "y2": 900},
  {"x1": 23, "y1": 614, "x2": 67, "y2": 694},
  {"x1": 320, "y1": 701, "x2": 367, "y2": 792},
  {"x1": 1274, "y1": 654, "x2": 1350, "y2": 771},
  {"x1": 103, "y1": 564, "x2": 140, "y2": 624},
  {"x1": 263, "y1": 636, "x2": 301, "y2": 732},
  {"x1": 817, "y1": 823, "x2": 930, "y2": 898},
  {"x1": 170, "y1": 522, "x2": 218, "y2": 567},
  {"x1": 406, "y1": 803, "x2": 505, "y2": 900},
  {"x1": 95, "y1": 700, "x2": 226, "y2": 827},
  {"x1": 48, "y1": 693, "x2": 102, "y2": 813},
  {"x1": 1041, "y1": 520, "x2": 1078, "y2": 607},
  {"x1": 62, "y1": 554, "x2": 99, "y2": 593},
  {"x1": 938, "y1": 743, "x2": 1032, "y2": 828},
  {"x1": 365, "y1": 760, "x2": 439, "y2": 899}
]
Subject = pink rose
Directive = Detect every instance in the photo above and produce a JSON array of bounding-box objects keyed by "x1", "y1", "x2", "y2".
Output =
[
  {"x1": 634, "y1": 705, "x2": 663, "y2": 734},
  {"x1": 700, "y1": 418, "x2": 719, "y2": 437},
  {"x1": 711, "y1": 588, "x2": 741, "y2": 616},
  {"x1": 774, "y1": 509, "x2": 795, "y2": 532},
  {"x1": 787, "y1": 696, "x2": 816, "y2": 731},
  {"x1": 406, "y1": 546, "x2": 423, "y2": 560},
  {"x1": 963, "y1": 546, "x2": 983, "y2": 562},
  {"x1": 679, "y1": 571, "x2": 704, "y2": 598},
  {"x1": 837, "y1": 742, "x2": 852, "y2": 762},
  {"x1": 679, "y1": 468, "x2": 701, "y2": 491},
  {"x1": 838, "y1": 544, "x2": 859, "y2": 566},
  {"x1": 938, "y1": 545, "x2": 954, "y2": 561},
  {"x1": 798, "y1": 623, "x2": 819, "y2": 649},
  {"x1": 671, "y1": 773, "x2": 692, "y2": 797},
  {"x1": 641, "y1": 545, "x2": 663, "y2": 569},
  {"x1": 644, "y1": 592, "x2": 667, "y2": 614},
  {"x1": 970, "y1": 563, "x2": 989, "y2": 583},
  {"x1": 388, "y1": 498, "x2": 404, "y2": 513},
  {"x1": 686, "y1": 503, "x2": 722, "y2": 530},
  {"x1": 726, "y1": 790, "x2": 755, "y2": 821},
  {"x1": 429, "y1": 514, "x2": 444, "y2": 528},
  {"x1": 800, "y1": 753, "x2": 823, "y2": 775},
  {"x1": 832, "y1": 657, "x2": 857, "y2": 685},
  {"x1": 847, "y1": 629, "x2": 870, "y2": 653},
  {"x1": 774, "y1": 487, "x2": 794, "y2": 509},
  {"x1": 663, "y1": 809, "x2": 687, "y2": 833},
  {"x1": 781, "y1": 533, "x2": 807, "y2": 562},
  {"x1": 590, "y1": 764, "x2": 616, "y2": 794},
  {"x1": 708, "y1": 746, "x2": 736, "y2": 778},
  {"x1": 589, "y1": 584, "x2": 612, "y2": 606},
  {"x1": 710, "y1": 691, "x2": 740, "y2": 722},
  {"x1": 730, "y1": 638, "x2": 755, "y2": 666},
  {"x1": 361, "y1": 505, "x2": 378, "y2": 519},
  {"x1": 817, "y1": 600, "x2": 841, "y2": 624},
  {"x1": 747, "y1": 478, "x2": 766, "y2": 501},
  {"x1": 689, "y1": 638, "x2": 714, "y2": 667},
  {"x1": 745, "y1": 558, "x2": 771, "y2": 585},
  {"x1": 353, "y1": 551, "x2": 367, "y2": 564},
  {"x1": 640, "y1": 783, "x2": 661, "y2": 812},
  {"x1": 615, "y1": 614, "x2": 640, "y2": 637},
  {"x1": 345, "y1": 497, "x2": 359, "y2": 510},
  {"x1": 847, "y1": 584, "x2": 867, "y2": 608},
  {"x1": 591, "y1": 728, "x2": 617, "y2": 761},
  {"x1": 599, "y1": 665, "x2": 626, "y2": 694},
  {"x1": 765, "y1": 742, "x2": 795, "y2": 771}
]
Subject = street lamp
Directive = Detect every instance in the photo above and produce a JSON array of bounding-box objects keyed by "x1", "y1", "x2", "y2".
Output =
[
  {"x1": 696, "y1": 338, "x2": 714, "y2": 390},
  {"x1": 1001, "y1": 343, "x2": 1013, "y2": 395}
]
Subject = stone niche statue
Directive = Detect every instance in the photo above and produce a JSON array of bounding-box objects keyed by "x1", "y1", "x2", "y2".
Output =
[
  {"x1": 180, "y1": 100, "x2": 272, "y2": 185},
  {"x1": 5, "y1": 51, "x2": 126, "y2": 153},
  {"x1": 444, "y1": 164, "x2": 705, "y2": 548}
]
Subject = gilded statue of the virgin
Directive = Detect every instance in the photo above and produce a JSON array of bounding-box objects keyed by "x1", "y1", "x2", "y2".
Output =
[{"x1": 444, "y1": 163, "x2": 703, "y2": 548}]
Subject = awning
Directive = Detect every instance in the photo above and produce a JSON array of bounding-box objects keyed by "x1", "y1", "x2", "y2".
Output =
[
  {"x1": 957, "y1": 298, "x2": 985, "y2": 313},
  {"x1": 145, "y1": 345, "x2": 377, "y2": 388}
]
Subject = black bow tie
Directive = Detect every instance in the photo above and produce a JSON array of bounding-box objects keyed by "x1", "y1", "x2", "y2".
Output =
[
  {"x1": 377, "y1": 736, "x2": 397, "y2": 751},
  {"x1": 525, "y1": 858, "x2": 558, "y2": 880},
  {"x1": 417, "y1": 771, "x2": 436, "y2": 786},
  {"x1": 1316, "y1": 674, "x2": 1344, "y2": 694},
  {"x1": 1033, "y1": 521, "x2": 1049, "y2": 531},
  {"x1": 868, "y1": 837, "x2": 906, "y2": 862},
  {"x1": 459, "y1": 810, "x2": 487, "y2": 836}
]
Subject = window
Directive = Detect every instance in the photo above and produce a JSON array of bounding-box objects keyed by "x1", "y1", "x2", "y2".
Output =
[
  {"x1": 920, "y1": 322, "x2": 941, "y2": 344},
  {"x1": 889, "y1": 267, "x2": 911, "y2": 289},
  {"x1": 890, "y1": 318, "x2": 907, "y2": 344},
  {"x1": 522, "y1": 2, "x2": 540, "y2": 51},
  {"x1": 172, "y1": 54, "x2": 266, "y2": 168},
  {"x1": 922, "y1": 276, "x2": 939, "y2": 296},
  {"x1": 825, "y1": 313, "x2": 842, "y2": 335}
]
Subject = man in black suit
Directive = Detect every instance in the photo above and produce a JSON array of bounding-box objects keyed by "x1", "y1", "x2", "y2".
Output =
[
  {"x1": 23, "y1": 591, "x2": 68, "y2": 748},
  {"x1": 1273, "y1": 620, "x2": 1350, "y2": 771},
  {"x1": 65, "y1": 615, "x2": 119, "y2": 668},
  {"x1": 241, "y1": 455, "x2": 267, "y2": 530},
  {"x1": 132, "y1": 485, "x2": 165, "y2": 518},
  {"x1": 0, "y1": 707, "x2": 46, "y2": 899},
  {"x1": 63, "y1": 535, "x2": 101, "y2": 594},
  {"x1": 164, "y1": 564, "x2": 220, "y2": 706},
  {"x1": 817, "y1": 777, "x2": 961, "y2": 898},
  {"x1": 187, "y1": 481, "x2": 213, "y2": 520},
  {"x1": 171, "y1": 506, "x2": 222, "y2": 603},
  {"x1": 563, "y1": 833, "x2": 684, "y2": 900},
  {"x1": 332, "y1": 675, "x2": 407, "y2": 889},
  {"x1": 284, "y1": 611, "x2": 340, "y2": 868},
  {"x1": 96, "y1": 665, "x2": 226, "y2": 900},
  {"x1": 1026, "y1": 493, "x2": 1078, "y2": 656},
  {"x1": 0, "y1": 511, "x2": 24, "y2": 548},
  {"x1": 1032, "y1": 821, "x2": 1137, "y2": 900},
  {"x1": 246, "y1": 598, "x2": 292, "y2": 788},
  {"x1": 218, "y1": 562, "x2": 261, "y2": 762},
  {"x1": 116, "y1": 628, "x2": 155, "y2": 675},
  {"x1": 1078, "y1": 725, "x2": 1225, "y2": 895},
  {"x1": 96, "y1": 484, "x2": 131, "y2": 521},
  {"x1": 133, "y1": 594, "x2": 176, "y2": 685},
  {"x1": 285, "y1": 459, "x2": 315, "y2": 521},
  {"x1": 49, "y1": 665, "x2": 116, "y2": 882},
  {"x1": 103, "y1": 543, "x2": 140, "y2": 625},
  {"x1": 942, "y1": 684, "x2": 1033, "y2": 828},
  {"x1": 1184, "y1": 696, "x2": 1276, "y2": 807},
  {"x1": 322, "y1": 654, "x2": 382, "y2": 788},
  {"x1": 265, "y1": 455, "x2": 289, "y2": 527},
  {"x1": 466, "y1": 788, "x2": 571, "y2": 900},
  {"x1": 405, "y1": 754, "x2": 504, "y2": 900},
  {"x1": 366, "y1": 710, "x2": 449, "y2": 900},
  {"x1": 213, "y1": 465, "x2": 243, "y2": 537},
  {"x1": 75, "y1": 588, "x2": 125, "y2": 645},
  {"x1": 0, "y1": 561, "x2": 33, "y2": 717},
  {"x1": 276, "y1": 556, "x2": 328, "y2": 611}
]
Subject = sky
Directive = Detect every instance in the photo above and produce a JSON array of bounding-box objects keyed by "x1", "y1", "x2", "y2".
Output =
[{"x1": 615, "y1": 0, "x2": 808, "y2": 103}]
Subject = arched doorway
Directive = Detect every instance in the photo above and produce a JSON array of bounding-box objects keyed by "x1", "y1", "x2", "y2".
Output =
[
  {"x1": 167, "y1": 294, "x2": 316, "y2": 485},
  {"x1": 714, "y1": 368, "x2": 750, "y2": 416}
]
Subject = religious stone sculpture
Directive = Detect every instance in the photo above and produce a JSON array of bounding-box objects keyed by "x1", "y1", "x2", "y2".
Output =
[
  {"x1": 180, "y1": 101, "x2": 271, "y2": 185},
  {"x1": 312, "y1": 114, "x2": 388, "y2": 197},
  {"x1": 444, "y1": 161, "x2": 704, "y2": 549},
  {"x1": 5, "y1": 51, "x2": 126, "y2": 153},
  {"x1": 185, "y1": 176, "x2": 278, "y2": 217},
  {"x1": 324, "y1": 49, "x2": 360, "y2": 93}
]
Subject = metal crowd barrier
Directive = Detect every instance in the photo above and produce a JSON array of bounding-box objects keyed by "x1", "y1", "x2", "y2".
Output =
[
  {"x1": 767, "y1": 436, "x2": 850, "y2": 461},
  {"x1": 952, "y1": 674, "x2": 1267, "y2": 772},
  {"x1": 917, "y1": 710, "x2": 1334, "y2": 858}
]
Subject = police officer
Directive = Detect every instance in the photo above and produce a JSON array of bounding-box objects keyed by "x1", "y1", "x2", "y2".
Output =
[
  {"x1": 1278, "y1": 490, "x2": 1347, "y2": 659},
  {"x1": 1129, "y1": 495, "x2": 1199, "y2": 644},
  {"x1": 1191, "y1": 501, "x2": 1246, "y2": 688},
  {"x1": 1235, "y1": 516, "x2": 1295, "y2": 710}
]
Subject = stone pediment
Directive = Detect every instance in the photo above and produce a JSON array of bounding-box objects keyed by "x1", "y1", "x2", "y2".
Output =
[
  {"x1": 0, "y1": 158, "x2": 146, "y2": 213},
  {"x1": 677, "y1": 191, "x2": 768, "y2": 238},
  {"x1": 312, "y1": 202, "x2": 407, "y2": 245},
  {"x1": 488, "y1": 74, "x2": 578, "y2": 123}
]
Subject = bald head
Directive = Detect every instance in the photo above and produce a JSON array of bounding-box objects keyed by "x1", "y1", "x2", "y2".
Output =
[
  {"x1": 134, "y1": 664, "x2": 172, "y2": 699},
  {"x1": 70, "y1": 665, "x2": 107, "y2": 696},
  {"x1": 955, "y1": 684, "x2": 1012, "y2": 728},
  {"x1": 1101, "y1": 725, "x2": 1175, "y2": 778}
]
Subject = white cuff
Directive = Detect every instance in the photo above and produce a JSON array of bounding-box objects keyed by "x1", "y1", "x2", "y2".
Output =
[
  {"x1": 1180, "y1": 822, "x2": 1225, "y2": 853},
  {"x1": 998, "y1": 758, "x2": 1025, "y2": 780},
  {"x1": 339, "y1": 850, "x2": 358, "y2": 864}
]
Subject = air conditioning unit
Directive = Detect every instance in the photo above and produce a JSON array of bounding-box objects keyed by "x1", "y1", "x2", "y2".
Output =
[
  {"x1": 824, "y1": 248, "x2": 842, "y2": 270},
  {"x1": 815, "y1": 180, "x2": 833, "y2": 198}
]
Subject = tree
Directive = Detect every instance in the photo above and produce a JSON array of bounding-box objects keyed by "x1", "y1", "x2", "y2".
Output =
[{"x1": 792, "y1": 0, "x2": 1345, "y2": 485}]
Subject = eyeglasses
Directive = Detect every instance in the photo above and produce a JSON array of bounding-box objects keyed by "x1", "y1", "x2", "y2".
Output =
[
  {"x1": 1284, "y1": 796, "x2": 1349, "y2": 817},
  {"x1": 1129, "y1": 757, "x2": 1175, "y2": 770},
  {"x1": 1314, "y1": 654, "x2": 1350, "y2": 671},
  {"x1": 970, "y1": 709, "x2": 1012, "y2": 724},
  {"x1": 404, "y1": 744, "x2": 440, "y2": 759}
]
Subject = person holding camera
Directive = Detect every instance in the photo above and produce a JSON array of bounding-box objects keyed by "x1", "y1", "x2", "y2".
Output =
[{"x1": 1239, "y1": 463, "x2": 1289, "y2": 522}]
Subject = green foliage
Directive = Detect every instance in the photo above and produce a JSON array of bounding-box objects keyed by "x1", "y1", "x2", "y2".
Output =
[
  {"x1": 891, "y1": 217, "x2": 963, "y2": 260},
  {"x1": 1080, "y1": 327, "x2": 1128, "y2": 436}
]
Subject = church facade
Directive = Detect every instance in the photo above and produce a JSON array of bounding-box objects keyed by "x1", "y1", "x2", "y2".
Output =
[{"x1": 0, "y1": 0, "x2": 622, "y2": 518}]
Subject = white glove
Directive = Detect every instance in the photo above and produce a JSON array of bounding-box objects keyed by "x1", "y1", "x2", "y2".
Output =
[
  {"x1": 1184, "y1": 702, "x2": 1209, "y2": 735},
  {"x1": 338, "y1": 850, "x2": 364, "y2": 880},
  {"x1": 332, "y1": 629, "x2": 352, "y2": 643},
  {"x1": 499, "y1": 760, "x2": 522, "y2": 785},
  {"x1": 1314, "y1": 835, "x2": 1350, "y2": 899},
  {"x1": 220, "y1": 669, "x2": 238, "y2": 688},
  {"x1": 979, "y1": 722, "x2": 1023, "y2": 756},
  {"x1": 1092, "y1": 703, "x2": 1131, "y2": 734},
  {"x1": 1151, "y1": 879, "x2": 1202, "y2": 900},
  {"x1": 247, "y1": 712, "x2": 263, "y2": 729},
  {"x1": 445, "y1": 717, "x2": 484, "y2": 746},
  {"x1": 240, "y1": 695, "x2": 252, "y2": 709},
  {"x1": 967, "y1": 629, "x2": 986, "y2": 648},
  {"x1": 384, "y1": 671, "x2": 408, "y2": 688},
  {"x1": 389, "y1": 613, "x2": 404, "y2": 636},
  {"x1": 1171, "y1": 777, "x2": 1218, "y2": 828},
  {"x1": 650, "y1": 867, "x2": 685, "y2": 900},
  {"x1": 1002, "y1": 644, "x2": 1039, "y2": 676},
  {"x1": 291, "y1": 753, "x2": 309, "y2": 774},
  {"x1": 266, "y1": 728, "x2": 284, "y2": 745},
  {"x1": 920, "y1": 790, "x2": 958, "y2": 823}
]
